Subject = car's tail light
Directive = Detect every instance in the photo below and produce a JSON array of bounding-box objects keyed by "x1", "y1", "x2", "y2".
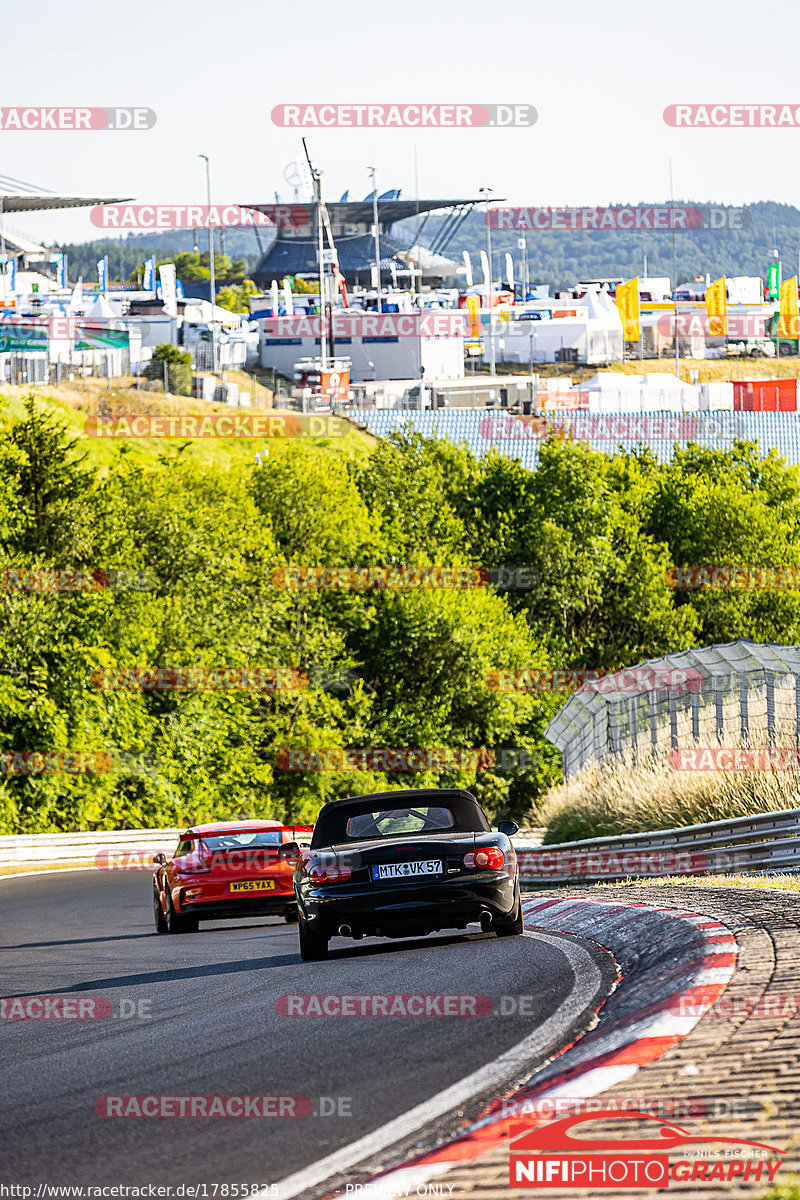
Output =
[
  {"x1": 310, "y1": 862, "x2": 352, "y2": 885},
  {"x1": 462, "y1": 847, "x2": 505, "y2": 870}
]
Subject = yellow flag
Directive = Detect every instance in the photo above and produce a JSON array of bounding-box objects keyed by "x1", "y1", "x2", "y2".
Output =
[
  {"x1": 778, "y1": 277, "x2": 798, "y2": 339},
  {"x1": 465, "y1": 294, "x2": 481, "y2": 340},
  {"x1": 705, "y1": 277, "x2": 727, "y2": 337},
  {"x1": 615, "y1": 277, "x2": 640, "y2": 340}
]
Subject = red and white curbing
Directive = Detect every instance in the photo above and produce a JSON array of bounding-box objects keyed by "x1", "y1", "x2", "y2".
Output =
[{"x1": 325, "y1": 896, "x2": 738, "y2": 1198}]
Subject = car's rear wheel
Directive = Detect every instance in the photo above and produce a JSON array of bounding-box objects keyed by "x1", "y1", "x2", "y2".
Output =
[
  {"x1": 298, "y1": 912, "x2": 328, "y2": 960},
  {"x1": 284, "y1": 908, "x2": 299, "y2": 923},
  {"x1": 153, "y1": 880, "x2": 168, "y2": 934},
  {"x1": 166, "y1": 890, "x2": 199, "y2": 934},
  {"x1": 495, "y1": 894, "x2": 524, "y2": 937}
]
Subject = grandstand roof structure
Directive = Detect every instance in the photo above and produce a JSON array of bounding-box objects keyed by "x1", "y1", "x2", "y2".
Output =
[
  {"x1": 0, "y1": 172, "x2": 129, "y2": 213},
  {"x1": 249, "y1": 194, "x2": 483, "y2": 288}
]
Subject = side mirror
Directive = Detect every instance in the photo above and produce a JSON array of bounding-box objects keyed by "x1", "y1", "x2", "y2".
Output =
[
  {"x1": 497, "y1": 820, "x2": 519, "y2": 837},
  {"x1": 152, "y1": 853, "x2": 166, "y2": 865}
]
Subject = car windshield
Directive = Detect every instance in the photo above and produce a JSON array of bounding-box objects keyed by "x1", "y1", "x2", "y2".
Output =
[
  {"x1": 197, "y1": 831, "x2": 284, "y2": 850},
  {"x1": 345, "y1": 806, "x2": 454, "y2": 839}
]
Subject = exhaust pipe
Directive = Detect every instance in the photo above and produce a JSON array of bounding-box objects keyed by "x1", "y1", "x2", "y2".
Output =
[
  {"x1": 480, "y1": 912, "x2": 494, "y2": 932},
  {"x1": 338, "y1": 923, "x2": 353, "y2": 937}
]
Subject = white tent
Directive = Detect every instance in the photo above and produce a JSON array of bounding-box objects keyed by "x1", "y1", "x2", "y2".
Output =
[
  {"x1": 85, "y1": 295, "x2": 121, "y2": 320},
  {"x1": 578, "y1": 371, "x2": 643, "y2": 390}
]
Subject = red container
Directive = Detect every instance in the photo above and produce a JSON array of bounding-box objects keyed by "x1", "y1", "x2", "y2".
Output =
[{"x1": 733, "y1": 379, "x2": 798, "y2": 412}]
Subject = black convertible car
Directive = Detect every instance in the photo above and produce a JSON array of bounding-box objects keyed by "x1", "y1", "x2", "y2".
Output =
[{"x1": 294, "y1": 788, "x2": 523, "y2": 960}]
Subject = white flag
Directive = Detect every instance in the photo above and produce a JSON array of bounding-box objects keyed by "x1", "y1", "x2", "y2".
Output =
[
  {"x1": 282, "y1": 280, "x2": 294, "y2": 316},
  {"x1": 159, "y1": 263, "x2": 178, "y2": 318},
  {"x1": 69, "y1": 280, "x2": 84, "y2": 313},
  {"x1": 479, "y1": 249, "x2": 491, "y2": 291},
  {"x1": 462, "y1": 251, "x2": 473, "y2": 287},
  {"x1": 270, "y1": 280, "x2": 279, "y2": 315},
  {"x1": 504, "y1": 253, "x2": 515, "y2": 288}
]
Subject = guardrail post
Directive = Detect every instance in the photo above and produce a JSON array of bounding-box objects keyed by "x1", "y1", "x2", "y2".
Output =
[
  {"x1": 766, "y1": 670, "x2": 776, "y2": 744},
  {"x1": 628, "y1": 696, "x2": 638, "y2": 755},
  {"x1": 608, "y1": 702, "x2": 622, "y2": 757}
]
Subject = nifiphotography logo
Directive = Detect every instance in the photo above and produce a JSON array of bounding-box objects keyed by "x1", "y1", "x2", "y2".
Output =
[{"x1": 508, "y1": 1110, "x2": 784, "y2": 1188}]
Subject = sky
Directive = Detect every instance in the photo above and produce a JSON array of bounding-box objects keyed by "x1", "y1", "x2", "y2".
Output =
[{"x1": 4, "y1": 0, "x2": 800, "y2": 246}]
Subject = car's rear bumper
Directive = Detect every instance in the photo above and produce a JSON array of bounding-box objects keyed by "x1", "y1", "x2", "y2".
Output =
[
  {"x1": 298, "y1": 873, "x2": 517, "y2": 937},
  {"x1": 177, "y1": 892, "x2": 296, "y2": 920}
]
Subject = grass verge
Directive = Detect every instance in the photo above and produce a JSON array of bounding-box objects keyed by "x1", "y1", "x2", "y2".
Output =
[
  {"x1": 538, "y1": 733, "x2": 800, "y2": 844},
  {"x1": 0, "y1": 382, "x2": 375, "y2": 475},
  {"x1": 593, "y1": 873, "x2": 800, "y2": 892}
]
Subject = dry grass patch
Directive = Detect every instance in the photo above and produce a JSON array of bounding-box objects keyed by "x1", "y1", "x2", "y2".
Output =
[{"x1": 538, "y1": 730, "x2": 800, "y2": 844}]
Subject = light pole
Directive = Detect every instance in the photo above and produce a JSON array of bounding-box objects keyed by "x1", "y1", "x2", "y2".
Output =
[
  {"x1": 198, "y1": 155, "x2": 217, "y2": 372},
  {"x1": 368, "y1": 166, "x2": 382, "y2": 313},
  {"x1": 479, "y1": 186, "x2": 495, "y2": 377}
]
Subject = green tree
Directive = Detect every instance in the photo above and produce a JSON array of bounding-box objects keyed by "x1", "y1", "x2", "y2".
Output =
[
  {"x1": 215, "y1": 280, "x2": 258, "y2": 313},
  {"x1": 144, "y1": 344, "x2": 193, "y2": 396}
]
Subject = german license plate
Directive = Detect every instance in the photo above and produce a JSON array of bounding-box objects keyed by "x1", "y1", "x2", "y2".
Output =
[
  {"x1": 372, "y1": 860, "x2": 443, "y2": 881},
  {"x1": 230, "y1": 880, "x2": 275, "y2": 893}
]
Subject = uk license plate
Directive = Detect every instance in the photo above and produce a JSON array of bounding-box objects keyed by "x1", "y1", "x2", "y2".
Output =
[
  {"x1": 230, "y1": 880, "x2": 275, "y2": 893},
  {"x1": 372, "y1": 860, "x2": 443, "y2": 881}
]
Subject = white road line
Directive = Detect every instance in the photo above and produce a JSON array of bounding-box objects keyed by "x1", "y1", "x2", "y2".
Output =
[
  {"x1": 267, "y1": 929, "x2": 606, "y2": 1200},
  {"x1": 0, "y1": 866, "x2": 101, "y2": 881}
]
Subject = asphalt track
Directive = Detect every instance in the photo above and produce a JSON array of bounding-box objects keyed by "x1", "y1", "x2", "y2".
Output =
[{"x1": 0, "y1": 871, "x2": 615, "y2": 1192}]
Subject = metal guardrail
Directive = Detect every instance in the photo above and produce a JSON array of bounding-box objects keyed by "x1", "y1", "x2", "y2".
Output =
[
  {"x1": 0, "y1": 827, "x2": 548, "y2": 869},
  {"x1": 5, "y1": 813, "x2": 795, "y2": 884},
  {"x1": 515, "y1": 807, "x2": 800, "y2": 884},
  {"x1": 0, "y1": 829, "x2": 183, "y2": 866}
]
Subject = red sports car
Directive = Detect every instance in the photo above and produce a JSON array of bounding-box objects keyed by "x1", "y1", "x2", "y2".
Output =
[{"x1": 152, "y1": 819, "x2": 313, "y2": 934}]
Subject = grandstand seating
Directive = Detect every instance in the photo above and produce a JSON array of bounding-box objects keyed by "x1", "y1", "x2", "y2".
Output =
[{"x1": 345, "y1": 408, "x2": 800, "y2": 467}]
